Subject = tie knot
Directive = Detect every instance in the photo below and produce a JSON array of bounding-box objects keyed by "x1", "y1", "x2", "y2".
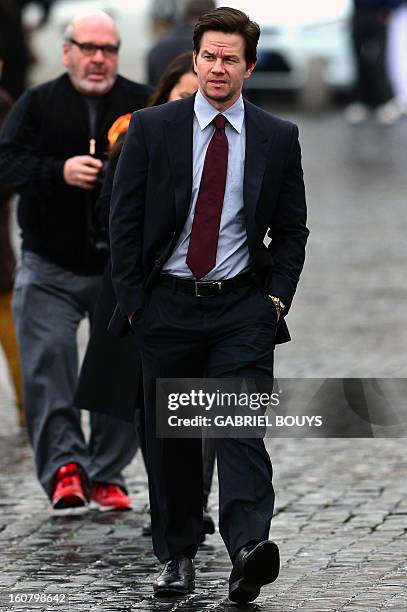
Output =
[{"x1": 215, "y1": 114, "x2": 226, "y2": 130}]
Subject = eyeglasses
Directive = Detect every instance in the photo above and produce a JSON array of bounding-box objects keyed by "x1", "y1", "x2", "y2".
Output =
[{"x1": 68, "y1": 38, "x2": 120, "y2": 58}]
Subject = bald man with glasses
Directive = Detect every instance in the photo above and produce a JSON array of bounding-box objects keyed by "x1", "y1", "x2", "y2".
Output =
[{"x1": 0, "y1": 11, "x2": 151, "y2": 511}]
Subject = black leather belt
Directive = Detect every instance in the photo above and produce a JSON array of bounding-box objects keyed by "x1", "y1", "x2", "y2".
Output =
[{"x1": 158, "y1": 273, "x2": 253, "y2": 297}]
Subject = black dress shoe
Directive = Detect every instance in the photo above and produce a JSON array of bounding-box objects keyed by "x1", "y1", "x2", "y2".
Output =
[
  {"x1": 153, "y1": 554, "x2": 195, "y2": 597},
  {"x1": 229, "y1": 540, "x2": 280, "y2": 604}
]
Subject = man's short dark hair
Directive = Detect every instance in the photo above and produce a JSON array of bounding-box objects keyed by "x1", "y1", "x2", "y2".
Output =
[{"x1": 193, "y1": 7, "x2": 260, "y2": 66}]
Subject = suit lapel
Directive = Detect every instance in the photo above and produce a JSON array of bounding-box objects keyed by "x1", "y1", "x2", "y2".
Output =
[
  {"x1": 243, "y1": 100, "x2": 276, "y2": 243},
  {"x1": 164, "y1": 96, "x2": 194, "y2": 232}
]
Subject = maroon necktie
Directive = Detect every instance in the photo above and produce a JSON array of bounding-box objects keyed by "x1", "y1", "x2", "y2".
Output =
[{"x1": 186, "y1": 114, "x2": 228, "y2": 279}]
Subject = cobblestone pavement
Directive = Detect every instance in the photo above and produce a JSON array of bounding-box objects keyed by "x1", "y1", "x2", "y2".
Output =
[
  {"x1": 0, "y1": 398, "x2": 406, "y2": 612},
  {"x1": 1, "y1": 109, "x2": 406, "y2": 611}
]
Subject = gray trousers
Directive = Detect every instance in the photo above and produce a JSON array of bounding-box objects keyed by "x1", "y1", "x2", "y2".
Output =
[{"x1": 12, "y1": 251, "x2": 138, "y2": 498}]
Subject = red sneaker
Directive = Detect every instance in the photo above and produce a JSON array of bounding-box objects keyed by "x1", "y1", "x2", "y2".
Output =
[
  {"x1": 90, "y1": 483, "x2": 132, "y2": 510},
  {"x1": 52, "y1": 463, "x2": 87, "y2": 509}
]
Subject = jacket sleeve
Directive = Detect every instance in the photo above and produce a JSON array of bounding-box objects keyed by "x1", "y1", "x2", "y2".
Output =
[
  {"x1": 0, "y1": 89, "x2": 65, "y2": 197},
  {"x1": 267, "y1": 124, "x2": 309, "y2": 313},
  {"x1": 109, "y1": 113, "x2": 148, "y2": 317}
]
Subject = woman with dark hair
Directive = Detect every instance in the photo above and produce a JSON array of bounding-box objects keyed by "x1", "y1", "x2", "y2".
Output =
[
  {"x1": 149, "y1": 51, "x2": 196, "y2": 105},
  {"x1": 75, "y1": 53, "x2": 215, "y2": 538}
]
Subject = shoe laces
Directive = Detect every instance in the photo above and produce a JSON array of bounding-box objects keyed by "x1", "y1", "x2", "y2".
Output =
[{"x1": 165, "y1": 558, "x2": 179, "y2": 573}]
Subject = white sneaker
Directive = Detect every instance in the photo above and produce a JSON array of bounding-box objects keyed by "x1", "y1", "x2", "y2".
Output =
[
  {"x1": 374, "y1": 99, "x2": 402, "y2": 126},
  {"x1": 395, "y1": 99, "x2": 407, "y2": 116},
  {"x1": 344, "y1": 103, "x2": 370, "y2": 125}
]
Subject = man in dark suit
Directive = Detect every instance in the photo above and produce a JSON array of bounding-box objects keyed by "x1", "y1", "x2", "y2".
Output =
[{"x1": 110, "y1": 7, "x2": 309, "y2": 603}]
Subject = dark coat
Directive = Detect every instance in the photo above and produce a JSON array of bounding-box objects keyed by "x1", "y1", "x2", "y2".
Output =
[
  {"x1": 75, "y1": 150, "x2": 143, "y2": 424},
  {"x1": 74, "y1": 260, "x2": 142, "y2": 423},
  {"x1": 74, "y1": 135, "x2": 142, "y2": 423}
]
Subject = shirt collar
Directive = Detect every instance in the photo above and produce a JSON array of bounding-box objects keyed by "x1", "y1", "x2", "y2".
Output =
[{"x1": 194, "y1": 89, "x2": 244, "y2": 134}]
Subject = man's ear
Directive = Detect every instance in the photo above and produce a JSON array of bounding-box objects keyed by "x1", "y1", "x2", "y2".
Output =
[
  {"x1": 244, "y1": 61, "x2": 256, "y2": 80},
  {"x1": 192, "y1": 52, "x2": 198, "y2": 75}
]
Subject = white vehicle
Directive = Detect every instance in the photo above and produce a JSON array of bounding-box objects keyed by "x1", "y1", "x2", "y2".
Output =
[{"x1": 215, "y1": 0, "x2": 354, "y2": 104}]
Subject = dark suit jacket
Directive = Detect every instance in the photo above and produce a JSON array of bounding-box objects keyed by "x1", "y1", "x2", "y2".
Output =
[{"x1": 109, "y1": 94, "x2": 309, "y2": 345}]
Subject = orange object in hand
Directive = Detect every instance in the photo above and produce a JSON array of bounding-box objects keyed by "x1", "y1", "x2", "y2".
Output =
[{"x1": 107, "y1": 113, "x2": 132, "y2": 149}]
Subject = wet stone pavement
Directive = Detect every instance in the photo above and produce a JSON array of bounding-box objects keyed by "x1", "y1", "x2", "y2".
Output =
[
  {"x1": 1, "y1": 108, "x2": 407, "y2": 611},
  {"x1": 0, "y1": 400, "x2": 406, "y2": 612}
]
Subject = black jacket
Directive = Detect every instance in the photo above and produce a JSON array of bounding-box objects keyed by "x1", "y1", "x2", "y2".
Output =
[
  {"x1": 0, "y1": 73, "x2": 151, "y2": 275},
  {"x1": 109, "y1": 95, "x2": 309, "y2": 344}
]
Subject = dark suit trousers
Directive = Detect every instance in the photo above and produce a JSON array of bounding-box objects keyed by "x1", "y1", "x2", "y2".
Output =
[{"x1": 134, "y1": 280, "x2": 276, "y2": 564}]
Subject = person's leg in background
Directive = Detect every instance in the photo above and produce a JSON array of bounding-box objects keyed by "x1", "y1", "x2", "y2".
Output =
[
  {"x1": 346, "y1": 8, "x2": 399, "y2": 124},
  {"x1": 12, "y1": 252, "x2": 90, "y2": 505},
  {"x1": 87, "y1": 411, "x2": 138, "y2": 509},
  {"x1": 85, "y1": 265, "x2": 139, "y2": 510}
]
